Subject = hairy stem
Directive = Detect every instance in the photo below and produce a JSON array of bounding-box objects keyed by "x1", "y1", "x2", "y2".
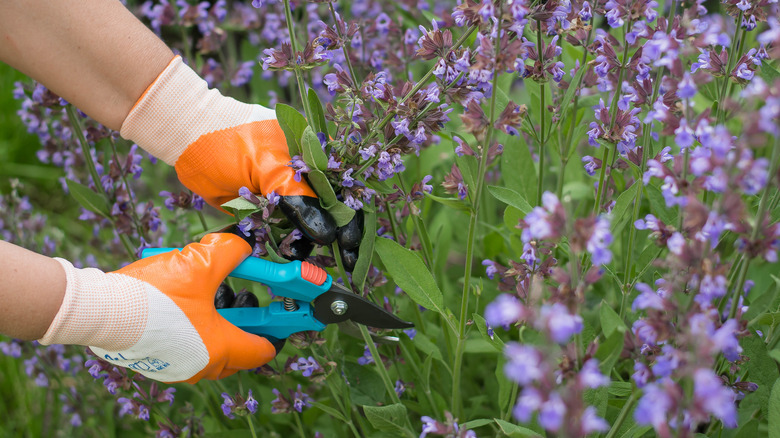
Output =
[
  {"x1": 66, "y1": 105, "x2": 137, "y2": 259},
  {"x1": 452, "y1": 8, "x2": 503, "y2": 418},
  {"x1": 728, "y1": 135, "x2": 780, "y2": 319},
  {"x1": 536, "y1": 20, "x2": 547, "y2": 206},
  {"x1": 716, "y1": 10, "x2": 744, "y2": 125},
  {"x1": 605, "y1": 389, "x2": 639, "y2": 438},
  {"x1": 283, "y1": 0, "x2": 313, "y2": 121}
]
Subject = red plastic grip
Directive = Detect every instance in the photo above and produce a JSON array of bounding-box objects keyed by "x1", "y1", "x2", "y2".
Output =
[{"x1": 301, "y1": 261, "x2": 327, "y2": 286}]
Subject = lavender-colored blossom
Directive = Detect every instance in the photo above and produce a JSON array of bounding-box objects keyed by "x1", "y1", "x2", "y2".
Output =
[
  {"x1": 579, "y1": 359, "x2": 609, "y2": 388},
  {"x1": 221, "y1": 393, "x2": 236, "y2": 419},
  {"x1": 538, "y1": 392, "x2": 565, "y2": 432},
  {"x1": 503, "y1": 343, "x2": 544, "y2": 385},
  {"x1": 582, "y1": 406, "x2": 609, "y2": 434},
  {"x1": 536, "y1": 303, "x2": 583, "y2": 343},
  {"x1": 693, "y1": 369, "x2": 737, "y2": 427},
  {"x1": 484, "y1": 293, "x2": 525, "y2": 328},
  {"x1": 245, "y1": 390, "x2": 259, "y2": 414},
  {"x1": 635, "y1": 381, "x2": 673, "y2": 430},
  {"x1": 587, "y1": 215, "x2": 613, "y2": 265},
  {"x1": 677, "y1": 72, "x2": 697, "y2": 99},
  {"x1": 290, "y1": 356, "x2": 321, "y2": 377},
  {"x1": 632, "y1": 283, "x2": 665, "y2": 311},
  {"x1": 513, "y1": 387, "x2": 543, "y2": 422}
]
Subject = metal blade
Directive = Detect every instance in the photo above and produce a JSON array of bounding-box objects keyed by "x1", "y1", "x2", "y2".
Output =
[
  {"x1": 312, "y1": 283, "x2": 414, "y2": 329},
  {"x1": 336, "y1": 321, "x2": 401, "y2": 344}
]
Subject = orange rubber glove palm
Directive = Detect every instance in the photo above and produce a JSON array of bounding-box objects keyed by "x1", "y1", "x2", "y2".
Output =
[{"x1": 39, "y1": 233, "x2": 275, "y2": 383}]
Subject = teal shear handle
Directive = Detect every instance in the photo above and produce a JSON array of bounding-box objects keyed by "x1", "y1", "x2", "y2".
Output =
[{"x1": 140, "y1": 248, "x2": 331, "y2": 340}]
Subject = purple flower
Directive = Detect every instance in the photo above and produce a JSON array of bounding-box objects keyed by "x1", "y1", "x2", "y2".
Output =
[
  {"x1": 513, "y1": 387, "x2": 543, "y2": 422},
  {"x1": 587, "y1": 216, "x2": 613, "y2": 265},
  {"x1": 582, "y1": 406, "x2": 609, "y2": 434},
  {"x1": 635, "y1": 381, "x2": 673, "y2": 430},
  {"x1": 358, "y1": 345, "x2": 374, "y2": 365},
  {"x1": 503, "y1": 343, "x2": 544, "y2": 385},
  {"x1": 245, "y1": 390, "x2": 259, "y2": 414},
  {"x1": 221, "y1": 393, "x2": 236, "y2": 419},
  {"x1": 538, "y1": 392, "x2": 565, "y2": 432},
  {"x1": 694, "y1": 369, "x2": 737, "y2": 427},
  {"x1": 632, "y1": 283, "x2": 665, "y2": 311},
  {"x1": 485, "y1": 294, "x2": 525, "y2": 328},
  {"x1": 579, "y1": 359, "x2": 609, "y2": 388},
  {"x1": 394, "y1": 380, "x2": 406, "y2": 398},
  {"x1": 290, "y1": 356, "x2": 321, "y2": 377},
  {"x1": 231, "y1": 61, "x2": 255, "y2": 87},
  {"x1": 288, "y1": 155, "x2": 310, "y2": 182},
  {"x1": 291, "y1": 385, "x2": 312, "y2": 413},
  {"x1": 536, "y1": 303, "x2": 583, "y2": 343}
]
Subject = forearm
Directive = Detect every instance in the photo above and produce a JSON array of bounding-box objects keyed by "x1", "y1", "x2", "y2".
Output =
[
  {"x1": 0, "y1": 0, "x2": 173, "y2": 130},
  {"x1": 0, "y1": 240, "x2": 66, "y2": 340}
]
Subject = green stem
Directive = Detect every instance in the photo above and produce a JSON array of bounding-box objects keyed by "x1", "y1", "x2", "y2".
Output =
[
  {"x1": 452, "y1": 7, "x2": 503, "y2": 418},
  {"x1": 108, "y1": 137, "x2": 145, "y2": 239},
  {"x1": 536, "y1": 21, "x2": 546, "y2": 206},
  {"x1": 329, "y1": 3, "x2": 360, "y2": 87},
  {"x1": 728, "y1": 135, "x2": 780, "y2": 319},
  {"x1": 246, "y1": 416, "x2": 258, "y2": 438},
  {"x1": 556, "y1": 17, "x2": 595, "y2": 200},
  {"x1": 66, "y1": 105, "x2": 137, "y2": 259},
  {"x1": 196, "y1": 206, "x2": 209, "y2": 232},
  {"x1": 396, "y1": 176, "x2": 434, "y2": 268},
  {"x1": 293, "y1": 411, "x2": 306, "y2": 438},
  {"x1": 283, "y1": 0, "x2": 312, "y2": 121},
  {"x1": 716, "y1": 10, "x2": 744, "y2": 125},
  {"x1": 604, "y1": 390, "x2": 639, "y2": 438},
  {"x1": 592, "y1": 143, "x2": 612, "y2": 214}
]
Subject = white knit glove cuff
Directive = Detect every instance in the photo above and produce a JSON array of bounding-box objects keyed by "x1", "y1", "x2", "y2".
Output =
[{"x1": 119, "y1": 56, "x2": 276, "y2": 165}]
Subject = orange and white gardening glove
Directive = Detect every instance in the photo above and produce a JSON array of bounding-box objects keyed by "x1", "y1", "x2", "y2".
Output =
[
  {"x1": 120, "y1": 55, "x2": 354, "y2": 255},
  {"x1": 38, "y1": 233, "x2": 275, "y2": 383}
]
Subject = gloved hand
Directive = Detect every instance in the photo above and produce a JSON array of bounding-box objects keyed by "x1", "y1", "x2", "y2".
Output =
[
  {"x1": 119, "y1": 56, "x2": 362, "y2": 264},
  {"x1": 38, "y1": 233, "x2": 275, "y2": 383}
]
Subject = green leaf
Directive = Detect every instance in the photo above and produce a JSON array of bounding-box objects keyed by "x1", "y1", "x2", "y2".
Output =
[
  {"x1": 769, "y1": 378, "x2": 780, "y2": 438},
  {"x1": 363, "y1": 404, "x2": 408, "y2": 433},
  {"x1": 352, "y1": 209, "x2": 377, "y2": 291},
  {"x1": 487, "y1": 186, "x2": 532, "y2": 215},
  {"x1": 753, "y1": 312, "x2": 780, "y2": 329},
  {"x1": 366, "y1": 177, "x2": 398, "y2": 194},
  {"x1": 343, "y1": 362, "x2": 387, "y2": 406},
  {"x1": 595, "y1": 331, "x2": 624, "y2": 375},
  {"x1": 461, "y1": 419, "x2": 493, "y2": 430},
  {"x1": 66, "y1": 179, "x2": 110, "y2": 219},
  {"x1": 645, "y1": 184, "x2": 677, "y2": 225},
  {"x1": 307, "y1": 88, "x2": 328, "y2": 137},
  {"x1": 310, "y1": 401, "x2": 347, "y2": 422},
  {"x1": 609, "y1": 381, "x2": 633, "y2": 398},
  {"x1": 275, "y1": 103, "x2": 307, "y2": 157},
  {"x1": 760, "y1": 62, "x2": 780, "y2": 84},
  {"x1": 306, "y1": 169, "x2": 355, "y2": 227},
  {"x1": 740, "y1": 332, "x2": 780, "y2": 418},
  {"x1": 745, "y1": 276, "x2": 780, "y2": 322},
  {"x1": 302, "y1": 126, "x2": 328, "y2": 171},
  {"x1": 424, "y1": 192, "x2": 473, "y2": 214},
  {"x1": 556, "y1": 65, "x2": 587, "y2": 129},
  {"x1": 264, "y1": 242, "x2": 290, "y2": 264},
  {"x1": 412, "y1": 333, "x2": 445, "y2": 365},
  {"x1": 562, "y1": 181, "x2": 593, "y2": 201},
  {"x1": 220, "y1": 196, "x2": 266, "y2": 221},
  {"x1": 501, "y1": 132, "x2": 538, "y2": 204},
  {"x1": 599, "y1": 300, "x2": 627, "y2": 338},
  {"x1": 473, "y1": 313, "x2": 505, "y2": 351},
  {"x1": 610, "y1": 182, "x2": 640, "y2": 235},
  {"x1": 375, "y1": 237, "x2": 446, "y2": 315},
  {"x1": 494, "y1": 419, "x2": 541, "y2": 437},
  {"x1": 455, "y1": 154, "x2": 478, "y2": 199}
]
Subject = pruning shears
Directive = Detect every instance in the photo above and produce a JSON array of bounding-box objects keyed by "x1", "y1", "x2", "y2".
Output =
[{"x1": 141, "y1": 248, "x2": 413, "y2": 343}]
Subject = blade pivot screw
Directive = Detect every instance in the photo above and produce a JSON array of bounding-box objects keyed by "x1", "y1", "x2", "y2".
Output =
[{"x1": 330, "y1": 300, "x2": 348, "y2": 315}]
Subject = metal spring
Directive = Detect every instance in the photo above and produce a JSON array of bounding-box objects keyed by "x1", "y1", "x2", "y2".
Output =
[{"x1": 283, "y1": 297, "x2": 299, "y2": 312}]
